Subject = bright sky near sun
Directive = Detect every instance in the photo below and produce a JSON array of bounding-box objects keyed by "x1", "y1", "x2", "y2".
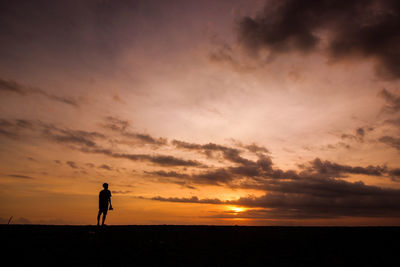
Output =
[{"x1": 1, "y1": 0, "x2": 400, "y2": 225}]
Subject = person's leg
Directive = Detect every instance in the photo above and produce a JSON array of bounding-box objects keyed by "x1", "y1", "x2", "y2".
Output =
[
  {"x1": 97, "y1": 210, "x2": 102, "y2": 226},
  {"x1": 102, "y1": 213, "x2": 107, "y2": 226}
]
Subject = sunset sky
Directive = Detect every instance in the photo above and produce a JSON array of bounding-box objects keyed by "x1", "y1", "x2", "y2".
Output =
[{"x1": 2, "y1": 0, "x2": 400, "y2": 225}]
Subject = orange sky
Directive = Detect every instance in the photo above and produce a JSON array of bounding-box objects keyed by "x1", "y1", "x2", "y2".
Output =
[{"x1": 1, "y1": 0, "x2": 400, "y2": 225}]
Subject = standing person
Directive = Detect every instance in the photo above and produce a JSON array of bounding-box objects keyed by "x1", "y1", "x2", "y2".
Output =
[{"x1": 97, "y1": 183, "x2": 112, "y2": 226}]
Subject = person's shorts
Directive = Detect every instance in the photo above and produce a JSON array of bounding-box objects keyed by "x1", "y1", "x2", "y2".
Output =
[{"x1": 99, "y1": 206, "x2": 108, "y2": 214}]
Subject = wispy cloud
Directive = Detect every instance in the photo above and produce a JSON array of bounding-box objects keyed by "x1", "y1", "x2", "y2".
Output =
[
  {"x1": 103, "y1": 116, "x2": 167, "y2": 146},
  {"x1": 0, "y1": 78, "x2": 79, "y2": 107},
  {"x1": 7, "y1": 174, "x2": 35, "y2": 179},
  {"x1": 66, "y1": 161, "x2": 78, "y2": 169}
]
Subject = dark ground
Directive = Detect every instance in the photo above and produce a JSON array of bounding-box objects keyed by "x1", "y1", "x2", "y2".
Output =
[{"x1": 2, "y1": 225, "x2": 399, "y2": 266}]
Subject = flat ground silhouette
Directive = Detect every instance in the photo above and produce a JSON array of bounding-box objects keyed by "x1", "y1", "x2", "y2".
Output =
[{"x1": 2, "y1": 225, "x2": 399, "y2": 266}]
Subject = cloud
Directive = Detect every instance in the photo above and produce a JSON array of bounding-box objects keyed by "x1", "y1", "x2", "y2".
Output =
[
  {"x1": 241, "y1": 142, "x2": 270, "y2": 154},
  {"x1": 103, "y1": 116, "x2": 167, "y2": 146},
  {"x1": 172, "y1": 140, "x2": 256, "y2": 165},
  {"x1": 0, "y1": 119, "x2": 18, "y2": 138},
  {"x1": 341, "y1": 127, "x2": 373, "y2": 142},
  {"x1": 33, "y1": 88, "x2": 79, "y2": 107},
  {"x1": 66, "y1": 161, "x2": 78, "y2": 169},
  {"x1": 194, "y1": 168, "x2": 235, "y2": 185},
  {"x1": 146, "y1": 170, "x2": 191, "y2": 179},
  {"x1": 388, "y1": 168, "x2": 400, "y2": 182},
  {"x1": 150, "y1": 196, "x2": 223, "y2": 204},
  {"x1": 0, "y1": 79, "x2": 25, "y2": 94},
  {"x1": 150, "y1": 176, "x2": 400, "y2": 219},
  {"x1": 3, "y1": 114, "x2": 400, "y2": 220},
  {"x1": 7, "y1": 174, "x2": 35, "y2": 179},
  {"x1": 7, "y1": 120, "x2": 200, "y2": 167},
  {"x1": 303, "y1": 158, "x2": 386, "y2": 177},
  {"x1": 379, "y1": 136, "x2": 400, "y2": 151},
  {"x1": 0, "y1": 119, "x2": 35, "y2": 139},
  {"x1": 80, "y1": 146, "x2": 203, "y2": 167},
  {"x1": 379, "y1": 89, "x2": 400, "y2": 113},
  {"x1": 140, "y1": 154, "x2": 202, "y2": 167},
  {"x1": 112, "y1": 90, "x2": 125, "y2": 104},
  {"x1": 147, "y1": 144, "x2": 400, "y2": 219},
  {"x1": 36, "y1": 122, "x2": 106, "y2": 149},
  {"x1": 147, "y1": 154, "x2": 273, "y2": 186},
  {"x1": 98, "y1": 164, "x2": 112, "y2": 170},
  {"x1": 85, "y1": 163, "x2": 95, "y2": 168},
  {"x1": 237, "y1": 0, "x2": 400, "y2": 79},
  {"x1": 112, "y1": 190, "x2": 132, "y2": 195},
  {"x1": 103, "y1": 116, "x2": 130, "y2": 132},
  {"x1": 0, "y1": 78, "x2": 79, "y2": 107},
  {"x1": 385, "y1": 118, "x2": 400, "y2": 127},
  {"x1": 149, "y1": 153, "x2": 391, "y2": 188}
]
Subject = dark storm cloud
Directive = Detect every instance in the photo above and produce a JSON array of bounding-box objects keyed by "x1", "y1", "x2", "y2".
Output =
[
  {"x1": 147, "y1": 147, "x2": 400, "y2": 218},
  {"x1": 258, "y1": 177, "x2": 398, "y2": 198},
  {"x1": 379, "y1": 136, "x2": 400, "y2": 151},
  {"x1": 66, "y1": 161, "x2": 78, "y2": 169},
  {"x1": 149, "y1": 153, "x2": 391, "y2": 187},
  {"x1": 7, "y1": 174, "x2": 34, "y2": 179},
  {"x1": 0, "y1": 78, "x2": 79, "y2": 107},
  {"x1": 103, "y1": 116, "x2": 167, "y2": 146},
  {"x1": 150, "y1": 177, "x2": 400, "y2": 218},
  {"x1": 237, "y1": 0, "x2": 400, "y2": 79}
]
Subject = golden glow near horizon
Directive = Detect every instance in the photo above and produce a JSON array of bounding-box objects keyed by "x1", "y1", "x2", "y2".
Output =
[
  {"x1": 2, "y1": 0, "x2": 400, "y2": 226},
  {"x1": 228, "y1": 206, "x2": 246, "y2": 214}
]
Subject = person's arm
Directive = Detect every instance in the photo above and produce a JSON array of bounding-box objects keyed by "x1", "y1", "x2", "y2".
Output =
[{"x1": 108, "y1": 192, "x2": 113, "y2": 210}]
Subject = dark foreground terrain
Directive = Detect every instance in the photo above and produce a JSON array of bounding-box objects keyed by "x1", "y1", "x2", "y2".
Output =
[{"x1": 2, "y1": 225, "x2": 399, "y2": 266}]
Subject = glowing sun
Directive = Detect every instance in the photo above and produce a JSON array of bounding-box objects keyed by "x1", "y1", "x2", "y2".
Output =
[{"x1": 229, "y1": 206, "x2": 246, "y2": 213}]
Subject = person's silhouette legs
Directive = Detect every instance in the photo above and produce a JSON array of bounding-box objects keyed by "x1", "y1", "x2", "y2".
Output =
[
  {"x1": 97, "y1": 210, "x2": 107, "y2": 226},
  {"x1": 102, "y1": 213, "x2": 107, "y2": 226},
  {"x1": 97, "y1": 211, "x2": 101, "y2": 226}
]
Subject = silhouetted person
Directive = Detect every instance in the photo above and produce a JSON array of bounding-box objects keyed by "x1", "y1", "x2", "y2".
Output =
[{"x1": 97, "y1": 183, "x2": 112, "y2": 226}]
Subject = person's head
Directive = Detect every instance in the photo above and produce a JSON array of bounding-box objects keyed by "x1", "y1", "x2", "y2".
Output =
[{"x1": 103, "y1": 183, "x2": 108, "y2": 189}]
